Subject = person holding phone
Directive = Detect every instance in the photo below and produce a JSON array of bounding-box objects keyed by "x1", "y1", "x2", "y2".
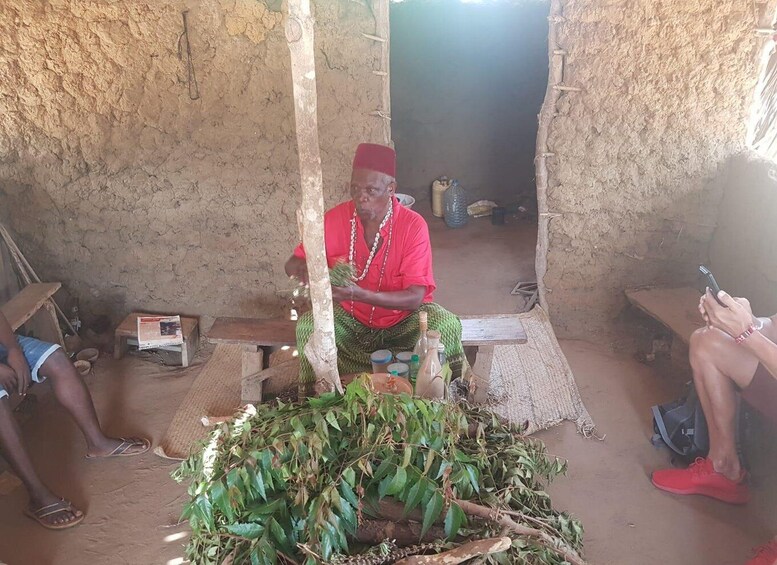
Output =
[{"x1": 650, "y1": 283, "x2": 777, "y2": 564}]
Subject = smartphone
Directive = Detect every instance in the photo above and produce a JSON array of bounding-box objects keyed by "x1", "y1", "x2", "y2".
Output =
[{"x1": 699, "y1": 265, "x2": 727, "y2": 307}]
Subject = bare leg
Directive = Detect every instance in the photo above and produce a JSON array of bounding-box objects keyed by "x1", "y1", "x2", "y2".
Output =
[
  {"x1": 688, "y1": 325, "x2": 763, "y2": 480},
  {"x1": 0, "y1": 396, "x2": 82, "y2": 526},
  {"x1": 39, "y1": 350, "x2": 147, "y2": 457}
]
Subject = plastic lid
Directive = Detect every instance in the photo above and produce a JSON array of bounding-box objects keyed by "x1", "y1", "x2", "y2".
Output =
[
  {"x1": 370, "y1": 349, "x2": 393, "y2": 363},
  {"x1": 411, "y1": 354, "x2": 419, "y2": 362},
  {"x1": 389, "y1": 370, "x2": 399, "y2": 376}
]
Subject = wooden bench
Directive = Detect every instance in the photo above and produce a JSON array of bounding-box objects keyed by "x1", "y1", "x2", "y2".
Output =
[
  {"x1": 207, "y1": 313, "x2": 528, "y2": 404},
  {"x1": 1, "y1": 282, "x2": 64, "y2": 346},
  {"x1": 625, "y1": 286, "x2": 704, "y2": 346}
]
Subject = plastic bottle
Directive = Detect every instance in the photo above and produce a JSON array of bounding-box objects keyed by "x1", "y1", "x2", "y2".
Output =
[
  {"x1": 443, "y1": 180, "x2": 468, "y2": 228},
  {"x1": 413, "y1": 311, "x2": 429, "y2": 360},
  {"x1": 409, "y1": 354, "x2": 420, "y2": 386},
  {"x1": 431, "y1": 176, "x2": 450, "y2": 218},
  {"x1": 415, "y1": 331, "x2": 444, "y2": 400}
]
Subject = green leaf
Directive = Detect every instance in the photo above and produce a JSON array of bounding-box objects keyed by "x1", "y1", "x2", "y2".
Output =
[
  {"x1": 338, "y1": 499, "x2": 358, "y2": 533},
  {"x1": 378, "y1": 475, "x2": 392, "y2": 499},
  {"x1": 211, "y1": 480, "x2": 234, "y2": 521},
  {"x1": 464, "y1": 465, "x2": 480, "y2": 493},
  {"x1": 224, "y1": 522, "x2": 263, "y2": 539},
  {"x1": 403, "y1": 480, "x2": 425, "y2": 516},
  {"x1": 343, "y1": 467, "x2": 356, "y2": 487},
  {"x1": 443, "y1": 502, "x2": 466, "y2": 539},
  {"x1": 373, "y1": 458, "x2": 394, "y2": 481},
  {"x1": 402, "y1": 446, "x2": 413, "y2": 468},
  {"x1": 421, "y1": 491, "x2": 444, "y2": 539},
  {"x1": 385, "y1": 466, "x2": 407, "y2": 497},
  {"x1": 252, "y1": 466, "x2": 267, "y2": 501},
  {"x1": 339, "y1": 479, "x2": 359, "y2": 507},
  {"x1": 325, "y1": 410, "x2": 342, "y2": 431}
]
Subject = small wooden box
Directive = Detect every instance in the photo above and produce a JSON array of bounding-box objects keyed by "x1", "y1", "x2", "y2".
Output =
[{"x1": 114, "y1": 312, "x2": 199, "y2": 367}]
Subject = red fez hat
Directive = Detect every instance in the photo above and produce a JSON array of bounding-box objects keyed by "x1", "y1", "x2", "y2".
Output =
[{"x1": 352, "y1": 143, "x2": 396, "y2": 178}]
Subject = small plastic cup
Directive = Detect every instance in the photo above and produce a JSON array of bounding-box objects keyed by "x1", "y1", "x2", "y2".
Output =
[
  {"x1": 387, "y1": 362, "x2": 410, "y2": 378},
  {"x1": 370, "y1": 349, "x2": 393, "y2": 374}
]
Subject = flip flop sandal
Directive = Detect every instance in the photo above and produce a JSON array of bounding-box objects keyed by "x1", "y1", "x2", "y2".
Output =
[
  {"x1": 85, "y1": 437, "x2": 151, "y2": 459},
  {"x1": 24, "y1": 499, "x2": 85, "y2": 530}
]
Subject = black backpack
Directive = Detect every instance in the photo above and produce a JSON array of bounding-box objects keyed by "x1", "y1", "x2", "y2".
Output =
[
  {"x1": 651, "y1": 383, "x2": 749, "y2": 465},
  {"x1": 650, "y1": 384, "x2": 710, "y2": 464}
]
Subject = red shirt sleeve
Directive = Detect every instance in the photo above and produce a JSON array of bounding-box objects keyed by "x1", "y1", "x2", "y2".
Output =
[{"x1": 397, "y1": 216, "x2": 436, "y2": 294}]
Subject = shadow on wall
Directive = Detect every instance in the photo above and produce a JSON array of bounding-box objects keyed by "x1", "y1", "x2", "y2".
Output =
[
  {"x1": 390, "y1": 1, "x2": 549, "y2": 206},
  {"x1": 710, "y1": 150, "x2": 777, "y2": 315}
]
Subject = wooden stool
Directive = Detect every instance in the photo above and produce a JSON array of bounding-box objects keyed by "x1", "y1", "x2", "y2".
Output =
[
  {"x1": 114, "y1": 312, "x2": 200, "y2": 367},
  {"x1": 461, "y1": 314, "x2": 528, "y2": 404}
]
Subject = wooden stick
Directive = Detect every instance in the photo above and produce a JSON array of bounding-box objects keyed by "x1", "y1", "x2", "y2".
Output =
[
  {"x1": 454, "y1": 499, "x2": 588, "y2": 565},
  {"x1": 373, "y1": 0, "x2": 392, "y2": 146},
  {"x1": 394, "y1": 537, "x2": 511, "y2": 564},
  {"x1": 285, "y1": 0, "x2": 342, "y2": 394},
  {"x1": 534, "y1": 0, "x2": 564, "y2": 312}
]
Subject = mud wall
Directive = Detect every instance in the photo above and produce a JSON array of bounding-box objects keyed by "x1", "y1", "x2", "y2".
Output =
[
  {"x1": 709, "y1": 151, "x2": 777, "y2": 316},
  {"x1": 0, "y1": 0, "x2": 384, "y2": 327},
  {"x1": 390, "y1": 1, "x2": 548, "y2": 206},
  {"x1": 543, "y1": 0, "x2": 769, "y2": 336}
]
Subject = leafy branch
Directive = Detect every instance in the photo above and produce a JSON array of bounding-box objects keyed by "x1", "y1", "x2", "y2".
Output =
[{"x1": 174, "y1": 378, "x2": 586, "y2": 564}]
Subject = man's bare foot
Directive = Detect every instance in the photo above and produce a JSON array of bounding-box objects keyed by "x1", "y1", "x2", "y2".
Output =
[
  {"x1": 25, "y1": 493, "x2": 84, "y2": 530},
  {"x1": 86, "y1": 437, "x2": 150, "y2": 459}
]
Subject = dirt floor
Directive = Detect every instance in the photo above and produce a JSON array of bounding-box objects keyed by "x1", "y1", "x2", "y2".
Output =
[{"x1": 0, "y1": 212, "x2": 776, "y2": 565}]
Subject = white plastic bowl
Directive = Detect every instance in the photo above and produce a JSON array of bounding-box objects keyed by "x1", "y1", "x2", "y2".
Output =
[{"x1": 396, "y1": 193, "x2": 415, "y2": 209}]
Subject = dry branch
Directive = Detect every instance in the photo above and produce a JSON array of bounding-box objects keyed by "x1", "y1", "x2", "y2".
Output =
[
  {"x1": 285, "y1": 0, "x2": 342, "y2": 394},
  {"x1": 394, "y1": 537, "x2": 511, "y2": 565},
  {"x1": 454, "y1": 499, "x2": 588, "y2": 565}
]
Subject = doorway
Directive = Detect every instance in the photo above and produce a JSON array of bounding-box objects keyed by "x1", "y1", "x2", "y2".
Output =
[{"x1": 389, "y1": 0, "x2": 550, "y2": 313}]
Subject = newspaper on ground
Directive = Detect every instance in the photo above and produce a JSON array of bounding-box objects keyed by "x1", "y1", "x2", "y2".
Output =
[{"x1": 137, "y1": 315, "x2": 183, "y2": 350}]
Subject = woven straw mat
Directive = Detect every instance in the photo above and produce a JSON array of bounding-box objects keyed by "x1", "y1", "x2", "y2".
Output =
[
  {"x1": 155, "y1": 344, "x2": 243, "y2": 460},
  {"x1": 486, "y1": 306, "x2": 595, "y2": 436}
]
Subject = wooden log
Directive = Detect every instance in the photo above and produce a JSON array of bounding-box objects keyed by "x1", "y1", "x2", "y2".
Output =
[
  {"x1": 285, "y1": 0, "x2": 342, "y2": 394},
  {"x1": 354, "y1": 519, "x2": 445, "y2": 547},
  {"x1": 394, "y1": 537, "x2": 512, "y2": 564}
]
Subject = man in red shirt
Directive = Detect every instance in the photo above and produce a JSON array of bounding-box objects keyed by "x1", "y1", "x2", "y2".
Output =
[{"x1": 285, "y1": 143, "x2": 464, "y2": 395}]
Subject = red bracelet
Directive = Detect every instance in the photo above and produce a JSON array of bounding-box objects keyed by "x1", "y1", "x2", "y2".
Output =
[{"x1": 735, "y1": 324, "x2": 757, "y2": 345}]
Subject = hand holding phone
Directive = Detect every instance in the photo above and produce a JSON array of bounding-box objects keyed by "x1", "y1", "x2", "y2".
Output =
[{"x1": 699, "y1": 265, "x2": 727, "y2": 307}]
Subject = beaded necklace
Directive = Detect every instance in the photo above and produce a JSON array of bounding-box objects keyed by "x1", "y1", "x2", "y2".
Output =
[{"x1": 349, "y1": 202, "x2": 394, "y2": 327}]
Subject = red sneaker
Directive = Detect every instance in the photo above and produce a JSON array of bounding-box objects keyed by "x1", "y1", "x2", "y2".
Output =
[
  {"x1": 651, "y1": 457, "x2": 750, "y2": 504},
  {"x1": 744, "y1": 540, "x2": 777, "y2": 565}
]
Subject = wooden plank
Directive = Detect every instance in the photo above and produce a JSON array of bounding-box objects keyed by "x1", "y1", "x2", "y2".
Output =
[
  {"x1": 460, "y1": 314, "x2": 527, "y2": 346},
  {"x1": 625, "y1": 286, "x2": 704, "y2": 345},
  {"x1": 0, "y1": 282, "x2": 61, "y2": 331},
  {"x1": 207, "y1": 317, "x2": 297, "y2": 347}
]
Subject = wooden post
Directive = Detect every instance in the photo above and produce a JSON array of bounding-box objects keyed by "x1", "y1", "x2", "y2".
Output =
[
  {"x1": 373, "y1": 0, "x2": 392, "y2": 146},
  {"x1": 286, "y1": 0, "x2": 343, "y2": 394},
  {"x1": 534, "y1": 0, "x2": 564, "y2": 312}
]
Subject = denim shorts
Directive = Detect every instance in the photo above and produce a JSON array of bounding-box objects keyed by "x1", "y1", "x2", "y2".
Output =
[{"x1": 0, "y1": 335, "x2": 61, "y2": 400}]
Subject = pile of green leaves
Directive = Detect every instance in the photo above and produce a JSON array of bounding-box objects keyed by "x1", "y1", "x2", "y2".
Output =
[{"x1": 175, "y1": 378, "x2": 583, "y2": 565}]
